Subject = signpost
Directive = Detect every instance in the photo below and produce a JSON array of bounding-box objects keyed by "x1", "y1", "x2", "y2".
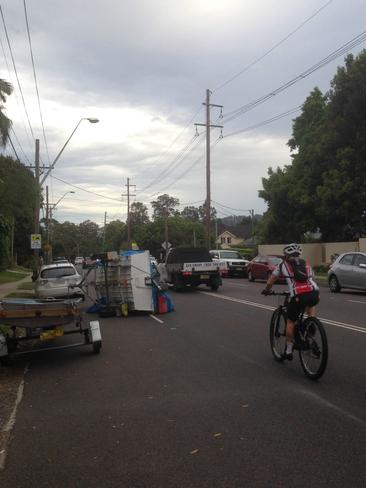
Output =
[{"x1": 31, "y1": 234, "x2": 42, "y2": 249}]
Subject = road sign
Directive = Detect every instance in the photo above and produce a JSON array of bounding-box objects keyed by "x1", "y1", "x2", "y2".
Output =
[
  {"x1": 161, "y1": 241, "x2": 172, "y2": 250},
  {"x1": 30, "y1": 234, "x2": 42, "y2": 249}
]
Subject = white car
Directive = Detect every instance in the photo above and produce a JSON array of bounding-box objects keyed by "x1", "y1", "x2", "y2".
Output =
[
  {"x1": 74, "y1": 256, "x2": 84, "y2": 266},
  {"x1": 210, "y1": 250, "x2": 249, "y2": 277},
  {"x1": 35, "y1": 263, "x2": 84, "y2": 299}
]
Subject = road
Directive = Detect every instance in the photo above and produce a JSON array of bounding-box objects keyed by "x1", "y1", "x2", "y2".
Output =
[{"x1": 1, "y1": 278, "x2": 366, "y2": 487}]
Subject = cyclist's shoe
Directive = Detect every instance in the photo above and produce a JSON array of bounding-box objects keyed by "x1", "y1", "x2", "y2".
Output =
[{"x1": 282, "y1": 351, "x2": 293, "y2": 361}]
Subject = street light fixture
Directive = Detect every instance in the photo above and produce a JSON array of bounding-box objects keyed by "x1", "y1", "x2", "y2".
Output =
[
  {"x1": 40, "y1": 117, "x2": 99, "y2": 185},
  {"x1": 53, "y1": 190, "x2": 75, "y2": 209}
]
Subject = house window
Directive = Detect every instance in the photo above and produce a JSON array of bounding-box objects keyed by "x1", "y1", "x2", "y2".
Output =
[
  {"x1": 227, "y1": 237, "x2": 231, "y2": 244},
  {"x1": 221, "y1": 237, "x2": 226, "y2": 244}
]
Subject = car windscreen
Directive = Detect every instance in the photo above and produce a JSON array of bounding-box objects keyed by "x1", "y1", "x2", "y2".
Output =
[
  {"x1": 41, "y1": 267, "x2": 76, "y2": 279},
  {"x1": 220, "y1": 251, "x2": 242, "y2": 259}
]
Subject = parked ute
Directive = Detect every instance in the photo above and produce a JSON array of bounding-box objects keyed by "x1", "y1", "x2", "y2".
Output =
[
  {"x1": 158, "y1": 247, "x2": 222, "y2": 291},
  {"x1": 210, "y1": 249, "x2": 249, "y2": 277},
  {"x1": 35, "y1": 263, "x2": 84, "y2": 299}
]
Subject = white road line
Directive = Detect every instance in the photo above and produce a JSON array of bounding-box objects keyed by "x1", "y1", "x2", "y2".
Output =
[
  {"x1": 150, "y1": 314, "x2": 164, "y2": 324},
  {"x1": 0, "y1": 363, "x2": 29, "y2": 471},
  {"x1": 348, "y1": 300, "x2": 366, "y2": 304},
  {"x1": 201, "y1": 291, "x2": 366, "y2": 335},
  {"x1": 298, "y1": 389, "x2": 366, "y2": 427},
  {"x1": 223, "y1": 282, "x2": 249, "y2": 288}
]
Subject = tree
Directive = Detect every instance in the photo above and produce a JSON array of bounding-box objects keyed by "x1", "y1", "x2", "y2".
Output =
[
  {"x1": 198, "y1": 201, "x2": 217, "y2": 222},
  {"x1": 0, "y1": 79, "x2": 12, "y2": 146},
  {"x1": 151, "y1": 194, "x2": 180, "y2": 220},
  {"x1": 104, "y1": 220, "x2": 125, "y2": 252},
  {"x1": 130, "y1": 201, "x2": 149, "y2": 226},
  {"x1": 259, "y1": 49, "x2": 366, "y2": 242},
  {"x1": 180, "y1": 206, "x2": 200, "y2": 221},
  {"x1": 0, "y1": 156, "x2": 39, "y2": 264}
]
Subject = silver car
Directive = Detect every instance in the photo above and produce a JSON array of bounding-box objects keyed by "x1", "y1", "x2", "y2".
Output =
[
  {"x1": 35, "y1": 263, "x2": 84, "y2": 299},
  {"x1": 328, "y1": 252, "x2": 366, "y2": 292}
]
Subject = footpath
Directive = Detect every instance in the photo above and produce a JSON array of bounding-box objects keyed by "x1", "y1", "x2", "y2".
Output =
[{"x1": 0, "y1": 274, "x2": 33, "y2": 299}]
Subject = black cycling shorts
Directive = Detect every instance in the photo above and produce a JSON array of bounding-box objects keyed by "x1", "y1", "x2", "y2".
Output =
[{"x1": 287, "y1": 290, "x2": 319, "y2": 322}]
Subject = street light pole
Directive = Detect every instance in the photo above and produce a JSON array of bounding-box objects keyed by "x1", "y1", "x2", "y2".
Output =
[
  {"x1": 47, "y1": 190, "x2": 75, "y2": 263},
  {"x1": 40, "y1": 117, "x2": 99, "y2": 186}
]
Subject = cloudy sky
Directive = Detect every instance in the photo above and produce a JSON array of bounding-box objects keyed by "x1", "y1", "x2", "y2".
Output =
[{"x1": 1, "y1": 0, "x2": 366, "y2": 226}]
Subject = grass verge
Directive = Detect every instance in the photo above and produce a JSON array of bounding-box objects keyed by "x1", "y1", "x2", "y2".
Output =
[
  {"x1": 4, "y1": 292, "x2": 35, "y2": 299},
  {"x1": 0, "y1": 271, "x2": 27, "y2": 284}
]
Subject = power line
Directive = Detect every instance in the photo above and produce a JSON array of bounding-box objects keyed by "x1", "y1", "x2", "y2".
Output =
[
  {"x1": 0, "y1": 4, "x2": 35, "y2": 140},
  {"x1": 148, "y1": 136, "x2": 222, "y2": 198},
  {"x1": 137, "y1": 133, "x2": 202, "y2": 194},
  {"x1": 136, "y1": 106, "x2": 203, "y2": 195},
  {"x1": 0, "y1": 34, "x2": 33, "y2": 160},
  {"x1": 23, "y1": 0, "x2": 51, "y2": 164},
  {"x1": 224, "y1": 105, "x2": 302, "y2": 138},
  {"x1": 213, "y1": 0, "x2": 334, "y2": 93},
  {"x1": 223, "y1": 29, "x2": 366, "y2": 124},
  {"x1": 50, "y1": 175, "x2": 123, "y2": 202},
  {"x1": 213, "y1": 200, "x2": 253, "y2": 213},
  {"x1": 7, "y1": 134, "x2": 20, "y2": 160},
  {"x1": 10, "y1": 126, "x2": 30, "y2": 164}
]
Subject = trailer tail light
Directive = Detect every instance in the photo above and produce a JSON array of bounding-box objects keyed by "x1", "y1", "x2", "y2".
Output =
[{"x1": 182, "y1": 271, "x2": 192, "y2": 276}]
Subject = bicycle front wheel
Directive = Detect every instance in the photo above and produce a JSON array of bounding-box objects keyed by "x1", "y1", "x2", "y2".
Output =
[
  {"x1": 299, "y1": 317, "x2": 328, "y2": 380},
  {"x1": 269, "y1": 307, "x2": 287, "y2": 361}
]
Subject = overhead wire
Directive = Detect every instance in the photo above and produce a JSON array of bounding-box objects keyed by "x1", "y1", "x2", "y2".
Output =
[
  {"x1": 136, "y1": 105, "x2": 204, "y2": 195},
  {"x1": 213, "y1": 200, "x2": 253, "y2": 213},
  {"x1": 213, "y1": 0, "x2": 334, "y2": 93},
  {"x1": 223, "y1": 105, "x2": 302, "y2": 138},
  {"x1": 137, "y1": 132, "x2": 202, "y2": 194},
  {"x1": 9, "y1": 126, "x2": 31, "y2": 164},
  {"x1": 50, "y1": 175, "x2": 123, "y2": 203},
  {"x1": 0, "y1": 5, "x2": 35, "y2": 140},
  {"x1": 223, "y1": 30, "x2": 366, "y2": 124},
  {"x1": 23, "y1": 0, "x2": 50, "y2": 165},
  {"x1": 0, "y1": 35, "x2": 33, "y2": 162},
  {"x1": 7, "y1": 134, "x2": 19, "y2": 160},
  {"x1": 148, "y1": 135, "x2": 222, "y2": 198}
]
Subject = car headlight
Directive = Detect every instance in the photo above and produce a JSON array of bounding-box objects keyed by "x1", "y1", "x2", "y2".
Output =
[{"x1": 39, "y1": 280, "x2": 48, "y2": 285}]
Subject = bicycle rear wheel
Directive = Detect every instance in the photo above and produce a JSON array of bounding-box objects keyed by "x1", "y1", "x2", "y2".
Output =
[
  {"x1": 299, "y1": 317, "x2": 328, "y2": 380},
  {"x1": 270, "y1": 307, "x2": 287, "y2": 361}
]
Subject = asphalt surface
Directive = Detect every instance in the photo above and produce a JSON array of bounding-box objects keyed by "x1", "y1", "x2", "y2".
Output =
[{"x1": 1, "y1": 278, "x2": 366, "y2": 487}]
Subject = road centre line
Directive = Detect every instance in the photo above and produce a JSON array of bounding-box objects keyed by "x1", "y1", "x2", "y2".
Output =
[
  {"x1": 201, "y1": 292, "x2": 366, "y2": 335},
  {"x1": 150, "y1": 314, "x2": 164, "y2": 324},
  {"x1": 348, "y1": 300, "x2": 366, "y2": 304}
]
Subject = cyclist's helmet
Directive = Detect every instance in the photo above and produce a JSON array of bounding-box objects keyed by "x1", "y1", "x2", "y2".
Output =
[{"x1": 283, "y1": 243, "x2": 302, "y2": 257}]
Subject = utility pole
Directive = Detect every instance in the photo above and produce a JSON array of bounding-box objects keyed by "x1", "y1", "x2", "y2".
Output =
[
  {"x1": 46, "y1": 185, "x2": 50, "y2": 263},
  {"x1": 34, "y1": 139, "x2": 40, "y2": 271},
  {"x1": 195, "y1": 89, "x2": 223, "y2": 249},
  {"x1": 251, "y1": 209, "x2": 254, "y2": 241},
  {"x1": 103, "y1": 211, "x2": 107, "y2": 248},
  {"x1": 122, "y1": 178, "x2": 136, "y2": 249}
]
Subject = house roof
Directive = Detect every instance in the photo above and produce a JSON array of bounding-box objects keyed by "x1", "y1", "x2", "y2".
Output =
[{"x1": 217, "y1": 223, "x2": 251, "y2": 239}]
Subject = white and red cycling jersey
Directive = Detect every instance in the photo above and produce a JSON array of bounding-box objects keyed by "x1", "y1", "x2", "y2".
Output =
[{"x1": 272, "y1": 259, "x2": 319, "y2": 297}]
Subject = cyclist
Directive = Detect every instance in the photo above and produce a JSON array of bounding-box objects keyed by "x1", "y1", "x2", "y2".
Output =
[{"x1": 262, "y1": 243, "x2": 319, "y2": 360}]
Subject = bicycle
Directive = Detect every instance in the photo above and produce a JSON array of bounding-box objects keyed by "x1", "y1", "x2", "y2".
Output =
[{"x1": 267, "y1": 291, "x2": 328, "y2": 380}]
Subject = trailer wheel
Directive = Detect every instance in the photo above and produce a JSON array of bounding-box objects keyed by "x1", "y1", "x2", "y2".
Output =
[{"x1": 92, "y1": 340, "x2": 102, "y2": 354}]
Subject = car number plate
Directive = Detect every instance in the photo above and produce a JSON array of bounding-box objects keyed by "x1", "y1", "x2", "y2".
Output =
[
  {"x1": 200, "y1": 274, "x2": 210, "y2": 279},
  {"x1": 236, "y1": 267, "x2": 243, "y2": 270},
  {"x1": 40, "y1": 328, "x2": 64, "y2": 341}
]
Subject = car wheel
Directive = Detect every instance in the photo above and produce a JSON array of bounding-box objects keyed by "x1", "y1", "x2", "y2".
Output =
[
  {"x1": 248, "y1": 270, "x2": 255, "y2": 282},
  {"x1": 329, "y1": 274, "x2": 341, "y2": 293}
]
